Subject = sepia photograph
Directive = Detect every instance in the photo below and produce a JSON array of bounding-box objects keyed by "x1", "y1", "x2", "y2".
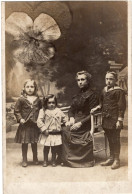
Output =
[{"x1": 2, "y1": 1, "x2": 132, "y2": 193}]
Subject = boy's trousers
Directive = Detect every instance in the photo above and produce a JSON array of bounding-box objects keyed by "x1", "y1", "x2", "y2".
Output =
[{"x1": 104, "y1": 128, "x2": 121, "y2": 159}]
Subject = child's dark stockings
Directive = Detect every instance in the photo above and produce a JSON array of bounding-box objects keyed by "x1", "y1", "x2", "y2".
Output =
[
  {"x1": 31, "y1": 143, "x2": 39, "y2": 165},
  {"x1": 22, "y1": 143, "x2": 28, "y2": 167}
]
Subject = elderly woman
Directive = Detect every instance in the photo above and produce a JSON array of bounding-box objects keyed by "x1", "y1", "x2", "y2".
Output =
[{"x1": 62, "y1": 71, "x2": 99, "y2": 167}]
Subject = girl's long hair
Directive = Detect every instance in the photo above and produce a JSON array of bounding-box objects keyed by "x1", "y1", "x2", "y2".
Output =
[{"x1": 21, "y1": 79, "x2": 38, "y2": 97}]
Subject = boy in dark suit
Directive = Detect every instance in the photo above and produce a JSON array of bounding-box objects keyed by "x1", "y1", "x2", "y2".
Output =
[{"x1": 91, "y1": 71, "x2": 126, "y2": 169}]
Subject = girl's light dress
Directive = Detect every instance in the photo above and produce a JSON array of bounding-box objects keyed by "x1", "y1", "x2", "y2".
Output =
[{"x1": 37, "y1": 108, "x2": 67, "y2": 146}]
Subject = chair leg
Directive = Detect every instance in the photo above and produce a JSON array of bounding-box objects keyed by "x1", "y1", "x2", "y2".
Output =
[{"x1": 92, "y1": 135, "x2": 96, "y2": 151}]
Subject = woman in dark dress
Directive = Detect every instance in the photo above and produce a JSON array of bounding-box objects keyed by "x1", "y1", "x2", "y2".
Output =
[{"x1": 62, "y1": 71, "x2": 99, "y2": 167}]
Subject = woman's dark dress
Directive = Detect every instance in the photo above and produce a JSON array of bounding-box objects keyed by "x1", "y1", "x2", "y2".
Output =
[
  {"x1": 62, "y1": 87, "x2": 98, "y2": 167},
  {"x1": 14, "y1": 96, "x2": 42, "y2": 143}
]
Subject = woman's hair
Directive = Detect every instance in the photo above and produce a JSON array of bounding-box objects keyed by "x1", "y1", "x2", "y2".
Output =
[
  {"x1": 21, "y1": 79, "x2": 38, "y2": 96},
  {"x1": 43, "y1": 94, "x2": 57, "y2": 109},
  {"x1": 106, "y1": 71, "x2": 118, "y2": 81},
  {"x1": 76, "y1": 70, "x2": 92, "y2": 82}
]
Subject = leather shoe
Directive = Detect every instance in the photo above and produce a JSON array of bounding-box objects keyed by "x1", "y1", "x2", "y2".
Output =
[
  {"x1": 101, "y1": 158, "x2": 114, "y2": 166},
  {"x1": 22, "y1": 161, "x2": 28, "y2": 167},
  {"x1": 43, "y1": 161, "x2": 48, "y2": 167},
  {"x1": 33, "y1": 158, "x2": 39, "y2": 165},
  {"x1": 52, "y1": 161, "x2": 57, "y2": 167},
  {"x1": 61, "y1": 162, "x2": 64, "y2": 166},
  {"x1": 111, "y1": 159, "x2": 120, "y2": 170}
]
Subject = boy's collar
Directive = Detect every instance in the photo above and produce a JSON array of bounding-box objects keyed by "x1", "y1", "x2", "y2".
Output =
[{"x1": 104, "y1": 86, "x2": 122, "y2": 92}]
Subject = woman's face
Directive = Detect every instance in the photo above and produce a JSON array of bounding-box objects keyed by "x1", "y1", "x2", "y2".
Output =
[
  {"x1": 47, "y1": 97, "x2": 56, "y2": 110},
  {"x1": 77, "y1": 74, "x2": 88, "y2": 89},
  {"x1": 24, "y1": 81, "x2": 35, "y2": 96}
]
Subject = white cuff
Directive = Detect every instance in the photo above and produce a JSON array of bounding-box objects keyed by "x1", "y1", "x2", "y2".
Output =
[{"x1": 41, "y1": 126, "x2": 47, "y2": 132}]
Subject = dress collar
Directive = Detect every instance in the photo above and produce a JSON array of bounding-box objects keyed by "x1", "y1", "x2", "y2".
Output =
[
  {"x1": 80, "y1": 86, "x2": 90, "y2": 93},
  {"x1": 21, "y1": 95, "x2": 39, "y2": 105},
  {"x1": 45, "y1": 108, "x2": 59, "y2": 116}
]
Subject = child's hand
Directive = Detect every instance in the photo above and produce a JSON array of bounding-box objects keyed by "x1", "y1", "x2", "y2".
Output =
[
  {"x1": 65, "y1": 118, "x2": 75, "y2": 127},
  {"x1": 116, "y1": 121, "x2": 123, "y2": 130},
  {"x1": 69, "y1": 117, "x2": 75, "y2": 125},
  {"x1": 90, "y1": 105, "x2": 101, "y2": 114},
  {"x1": 44, "y1": 130, "x2": 49, "y2": 136},
  {"x1": 65, "y1": 121, "x2": 70, "y2": 126},
  {"x1": 20, "y1": 119, "x2": 26, "y2": 124}
]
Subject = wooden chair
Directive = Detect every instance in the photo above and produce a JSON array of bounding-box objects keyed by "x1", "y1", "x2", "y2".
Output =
[{"x1": 90, "y1": 112, "x2": 107, "y2": 158}]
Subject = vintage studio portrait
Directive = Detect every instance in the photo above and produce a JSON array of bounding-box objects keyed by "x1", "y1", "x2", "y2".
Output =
[{"x1": 4, "y1": 1, "x2": 129, "y2": 193}]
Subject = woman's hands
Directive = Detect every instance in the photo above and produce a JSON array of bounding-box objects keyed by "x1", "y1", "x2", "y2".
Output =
[{"x1": 70, "y1": 122, "x2": 82, "y2": 131}]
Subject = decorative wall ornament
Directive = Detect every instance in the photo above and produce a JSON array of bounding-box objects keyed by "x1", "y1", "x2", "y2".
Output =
[{"x1": 6, "y1": 12, "x2": 61, "y2": 64}]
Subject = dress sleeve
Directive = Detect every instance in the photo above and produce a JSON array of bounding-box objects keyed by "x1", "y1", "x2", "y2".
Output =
[
  {"x1": 117, "y1": 90, "x2": 126, "y2": 121},
  {"x1": 81, "y1": 92, "x2": 99, "y2": 124},
  {"x1": 37, "y1": 109, "x2": 47, "y2": 132},
  {"x1": 68, "y1": 97, "x2": 76, "y2": 118},
  {"x1": 14, "y1": 98, "x2": 23, "y2": 123}
]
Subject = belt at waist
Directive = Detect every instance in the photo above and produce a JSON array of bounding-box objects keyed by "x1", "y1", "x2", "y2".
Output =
[{"x1": 49, "y1": 131, "x2": 62, "y2": 135}]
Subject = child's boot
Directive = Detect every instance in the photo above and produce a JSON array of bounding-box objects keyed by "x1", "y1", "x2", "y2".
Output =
[
  {"x1": 111, "y1": 154, "x2": 120, "y2": 169},
  {"x1": 43, "y1": 146, "x2": 49, "y2": 167},
  {"x1": 31, "y1": 143, "x2": 39, "y2": 165},
  {"x1": 22, "y1": 143, "x2": 28, "y2": 167},
  {"x1": 56, "y1": 145, "x2": 63, "y2": 165},
  {"x1": 111, "y1": 132, "x2": 121, "y2": 169},
  {"x1": 101, "y1": 136, "x2": 114, "y2": 166},
  {"x1": 101, "y1": 155, "x2": 114, "y2": 166},
  {"x1": 51, "y1": 147, "x2": 56, "y2": 167}
]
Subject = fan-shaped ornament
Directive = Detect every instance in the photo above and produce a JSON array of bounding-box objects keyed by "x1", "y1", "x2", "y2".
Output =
[{"x1": 6, "y1": 12, "x2": 61, "y2": 64}]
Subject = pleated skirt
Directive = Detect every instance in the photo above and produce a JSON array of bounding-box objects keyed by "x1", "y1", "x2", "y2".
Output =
[{"x1": 15, "y1": 121, "x2": 40, "y2": 143}]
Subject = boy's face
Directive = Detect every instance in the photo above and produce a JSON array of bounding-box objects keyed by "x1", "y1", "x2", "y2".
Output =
[
  {"x1": 24, "y1": 81, "x2": 35, "y2": 96},
  {"x1": 77, "y1": 74, "x2": 88, "y2": 89},
  {"x1": 47, "y1": 97, "x2": 56, "y2": 110},
  {"x1": 105, "y1": 73, "x2": 116, "y2": 88}
]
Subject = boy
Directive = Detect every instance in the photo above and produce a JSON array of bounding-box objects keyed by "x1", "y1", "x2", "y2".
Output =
[{"x1": 91, "y1": 71, "x2": 126, "y2": 169}]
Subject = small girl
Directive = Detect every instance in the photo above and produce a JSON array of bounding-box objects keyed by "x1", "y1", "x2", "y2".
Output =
[
  {"x1": 37, "y1": 94, "x2": 67, "y2": 167},
  {"x1": 14, "y1": 79, "x2": 42, "y2": 167}
]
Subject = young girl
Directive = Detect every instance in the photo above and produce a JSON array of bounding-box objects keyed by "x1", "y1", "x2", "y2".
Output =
[
  {"x1": 91, "y1": 71, "x2": 126, "y2": 169},
  {"x1": 37, "y1": 94, "x2": 67, "y2": 167},
  {"x1": 14, "y1": 79, "x2": 42, "y2": 167}
]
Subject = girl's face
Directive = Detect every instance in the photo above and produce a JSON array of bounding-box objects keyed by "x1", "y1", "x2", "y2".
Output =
[
  {"x1": 24, "y1": 81, "x2": 35, "y2": 96},
  {"x1": 105, "y1": 73, "x2": 116, "y2": 88},
  {"x1": 77, "y1": 74, "x2": 88, "y2": 89},
  {"x1": 47, "y1": 97, "x2": 56, "y2": 110}
]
